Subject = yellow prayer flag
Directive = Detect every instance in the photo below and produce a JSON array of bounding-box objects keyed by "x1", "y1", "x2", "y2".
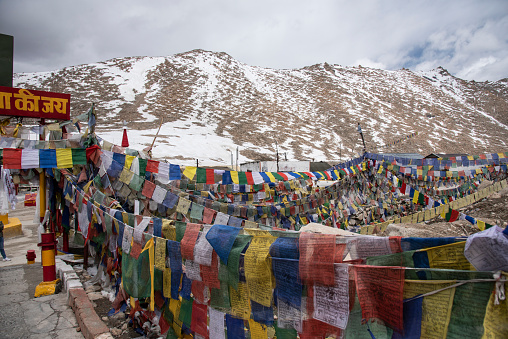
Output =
[
  {"x1": 230, "y1": 283, "x2": 251, "y2": 319},
  {"x1": 155, "y1": 237, "x2": 166, "y2": 271},
  {"x1": 412, "y1": 190, "x2": 419, "y2": 204},
  {"x1": 501, "y1": 179, "x2": 508, "y2": 188},
  {"x1": 163, "y1": 268, "x2": 171, "y2": 298},
  {"x1": 230, "y1": 171, "x2": 239, "y2": 184},
  {"x1": 425, "y1": 242, "x2": 473, "y2": 271},
  {"x1": 404, "y1": 280, "x2": 456, "y2": 339},
  {"x1": 56, "y1": 148, "x2": 73, "y2": 168},
  {"x1": 169, "y1": 298, "x2": 183, "y2": 334},
  {"x1": 244, "y1": 236, "x2": 276, "y2": 307},
  {"x1": 119, "y1": 168, "x2": 134, "y2": 184},
  {"x1": 248, "y1": 319, "x2": 268, "y2": 339},
  {"x1": 477, "y1": 220, "x2": 486, "y2": 231},
  {"x1": 266, "y1": 172, "x2": 276, "y2": 182},
  {"x1": 245, "y1": 228, "x2": 270, "y2": 237},
  {"x1": 82, "y1": 179, "x2": 93, "y2": 193},
  {"x1": 125, "y1": 155, "x2": 135, "y2": 169},
  {"x1": 142, "y1": 237, "x2": 155, "y2": 311},
  {"x1": 334, "y1": 170, "x2": 340, "y2": 179},
  {"x1": 182, "y1": 166, "x2": 197, "y2": 180},
  {"x1": 482, "y1": 279, "x2": 508, "y2": 338},
  {"x1": 417, "y1": 211, "x2": 425, "y2": 223}
]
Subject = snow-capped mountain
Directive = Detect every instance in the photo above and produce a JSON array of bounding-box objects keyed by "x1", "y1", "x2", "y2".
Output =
[{"x1": 13, "y1": 49, "x2": 508, "y2": 166}]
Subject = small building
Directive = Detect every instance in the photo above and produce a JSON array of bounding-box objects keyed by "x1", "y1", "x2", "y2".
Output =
[
  {"x1": 424, "y1": 153, "x2": 469, "y2": 159},
  {"x1": 240, "y1": 160, "x2": 332, "y2": 172},
  {"x1": 378, "y1": 153, "x2": 424, "y2": 159}
]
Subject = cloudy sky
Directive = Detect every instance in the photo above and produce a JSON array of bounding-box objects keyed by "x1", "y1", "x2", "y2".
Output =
[{"x1": 1, "y1": 0, "x2": 507, "y2": 81}]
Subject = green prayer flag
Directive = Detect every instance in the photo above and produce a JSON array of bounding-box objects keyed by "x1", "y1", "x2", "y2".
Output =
[
  {"x1": 196, "y1": 168, "x2": 206, "y2": 184},
  {"x1": 238, "y1": 171, "x2": 248, "y2": 185},
  {"x1": 190, "y1": 203, "x2": 204, "y2": 221},
  {"x1": 72, "y1": 149, "x2": 87, "y2": 165},
  {"x1": 227, "y1": 234, "x2": 252, "y2": 290},
  {"x1": 138, "y1": 158, "x2": 147, "y2": 179},
  {"x1": 179, "y1": 297, "x2": 193, "y2": 327},
  {"x1": 129, "y1": 174, "x2": 144, "y2": 192},
  {"x1": 275, "y1": 321, "x2": 298, "y2": 339},
  {"x1": 175, "y1": 221, "x2": 187, "y2": 242},
  {"x1": 210, "y1": 281, "x2": 231, "y2": 311}
]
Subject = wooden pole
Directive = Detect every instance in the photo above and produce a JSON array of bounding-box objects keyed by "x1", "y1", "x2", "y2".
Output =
[{"x1": 148, "y1": 118, "x2": 164, "y2": 159}]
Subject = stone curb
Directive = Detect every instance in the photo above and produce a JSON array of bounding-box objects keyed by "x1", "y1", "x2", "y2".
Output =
[{"x1": 56, "y1": 258, "x2": 113, "y2": 339}]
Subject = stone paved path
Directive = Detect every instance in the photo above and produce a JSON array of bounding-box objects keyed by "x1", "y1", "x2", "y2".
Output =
[{"x1": 0, "y1": 264, "x2": 84, "y2": 339}]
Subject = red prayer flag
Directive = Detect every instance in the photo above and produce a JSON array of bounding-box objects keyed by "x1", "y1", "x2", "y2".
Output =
[
  {"x1": 200, "y1": 251, "x2": 220, "y2": 289},
  {"x1": 86, "y1": 145, "x2": 102, "y2": 164},
  {"x1": 180, "y1": 223, "x2": 201, "y2": 260},
  {"x1": 2, "y1": 148, "x2": 21, "y2": 169},
  {"x1": 146, "y1": 159, "x2": 159, "y2": 173},
  {"x1": 245, "y1": 171, "x2": 254, "y2": 185},
  {"x1": 206, "y1": 168, "x2": 215, "y2": 184},
  {"x1": 191, "y1": 280, "x2": 207, "y2": 304},
  {"x1": 141, "y1": 180, "x2": 156, "y2": 198},
  {"x1": 277, "y1": 172, "x2": 288, "y2": 180},
  {"x1": 448, "y1": 209, "x2": 459, "y2": 222},
  {"x1": 191, "y1": 302, "x2": 209, "y2": 338},
  {"x1": 299, "y1": 232, "x2": 336, "y2": 286},
  {"x1": 388, "y1": 236, "x2": 402, "y2": 254},
  {"x1": 202, "y1": 207, "x2": 216, "y2": 224},
  {"x1": 354, "y1": 265, "x2": 405, "y2": 332}
]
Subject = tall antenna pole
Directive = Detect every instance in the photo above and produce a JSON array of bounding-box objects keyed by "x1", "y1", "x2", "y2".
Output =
[{"x1": 357, "y1": 122, "x2": 366, "y2": 154}]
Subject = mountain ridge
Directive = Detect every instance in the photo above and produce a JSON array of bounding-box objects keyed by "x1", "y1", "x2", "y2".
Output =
[{"x1": 13, "y1": 49, "x2": 508, "y2": 166}]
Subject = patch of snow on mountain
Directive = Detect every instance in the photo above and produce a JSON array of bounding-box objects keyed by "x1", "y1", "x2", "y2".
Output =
[{"x1": 100, "y1": 57, "x2": 165, "y2": 102}]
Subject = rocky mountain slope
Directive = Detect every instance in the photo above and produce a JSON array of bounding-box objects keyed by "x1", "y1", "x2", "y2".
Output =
[{"x1": 13, "y1": 49, "x2": 508, "y2": 166}]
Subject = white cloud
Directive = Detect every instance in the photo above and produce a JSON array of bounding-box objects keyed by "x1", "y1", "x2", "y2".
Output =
[{"x1": 1, "y1": 0, "x2": 507, "y2": 81}]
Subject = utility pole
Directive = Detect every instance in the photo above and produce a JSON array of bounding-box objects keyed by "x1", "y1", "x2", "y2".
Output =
[
  {"x1": 236, "y1": 147, "x2": 239, "y2": 171},
  {"x1": 275, "y1": 140, "x2": 279, "y2": 172},
  {"x1": 230, "y1": 151, "x2": 233, "y2": 169},
  {"x1": 357, "y1": 122, "x2": 366, "y2": 154}
]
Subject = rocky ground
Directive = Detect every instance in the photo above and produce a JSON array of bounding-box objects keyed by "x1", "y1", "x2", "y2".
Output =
[
  {"x1": 75, "y1": 267, "x2": 140, "y2": 339},
  {"x1": 381, "y1": 183, "x2": 508, "y2": 238}
]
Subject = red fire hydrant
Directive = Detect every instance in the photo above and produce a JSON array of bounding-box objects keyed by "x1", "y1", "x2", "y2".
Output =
[
  {"x1": 37, "y1": 233, "x2": 57, "y2": 282},
  {"x1": 26, "y1": 250, "x2": 36, "y2": 264}
]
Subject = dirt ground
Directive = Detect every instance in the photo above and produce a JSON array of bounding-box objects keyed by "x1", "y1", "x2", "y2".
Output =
[{"x1": 380, "y1": 183, "x2": 508, "y2": 238}]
